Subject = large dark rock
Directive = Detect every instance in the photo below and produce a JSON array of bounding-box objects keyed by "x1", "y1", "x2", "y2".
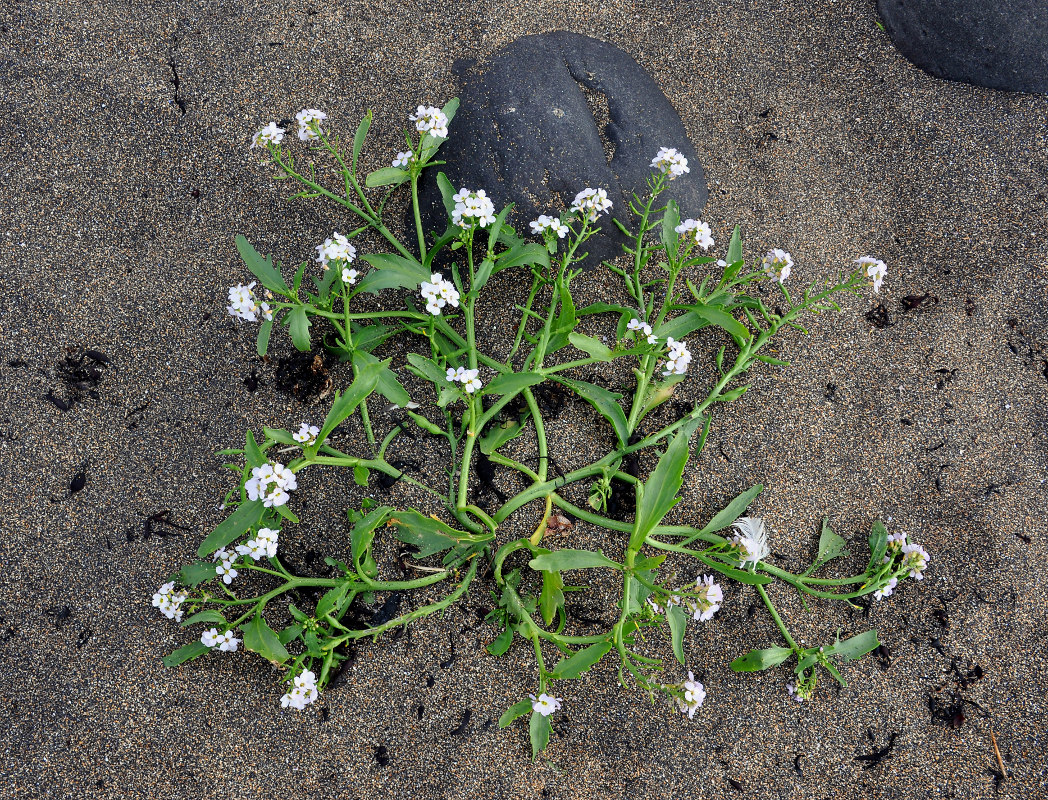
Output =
[
  {"x1": 418, "y1": 32, "x2": 708, "y2": 267},
  {"x1": 877, "y1": 0, "x2": 1048, "y2": 93}
]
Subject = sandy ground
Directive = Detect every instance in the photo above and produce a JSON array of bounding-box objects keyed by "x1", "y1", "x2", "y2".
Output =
[{"x1": 1, "y1": 1, "x2": 1047, "y2": 798}]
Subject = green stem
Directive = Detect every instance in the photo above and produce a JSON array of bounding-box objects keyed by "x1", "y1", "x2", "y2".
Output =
[
  {"x1": 411, "y1": 174, "x2": 427, "y2": 260},
  {"x1": 755, "y1": 583, "x2": 799, "y2": 653},
  {"x1": 456, "y1": 398, "x2": 479, "y2": 510}
]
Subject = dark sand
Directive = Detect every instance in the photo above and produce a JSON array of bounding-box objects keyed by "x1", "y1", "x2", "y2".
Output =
[{"x1": 1, "y1": 1, "x2": 1046, "y2": 798}]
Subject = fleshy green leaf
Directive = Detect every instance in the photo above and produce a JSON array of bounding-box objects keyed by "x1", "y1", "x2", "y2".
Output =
[
  {"x1": 436, "y1": 172, "x2": 457, "y2": 222},
  {"x1": 162, "y1": 640, "x2": 210, "y2": 668},
  {"x1": 316, "y1": 360, "x2": 384, "y2": 444},
  {"x1": 551, "y1": 641, "x2": 612, "y2": 679},
  {"x1": 813, "y1": 519, "x2": 848, "y2": 569},
  {"x1": 180, "y1": 610, "x2": 227, "y2": 627},
  {"x1": 539, "y1": 568, "x2": 565, "y2": 627},
  {"x1": 660, "y1": 198, "x2": 681, "y2": 253},
  {"x1": 405, "y1": 353, "x2": 448, "y2": 385},
  {"x1": 832, "y1": 629, "x2": 880, "y2": 661},
  {"x1": 655, "y1": 311, "x2": 710, "y2": 341},
  {"x1": 568, "y1": 332, "x2": 613, "y2": 361},
  {"x1": 352, "y1": 350, "x2": 411, "y2": 407},
  {"x1": 179, "y1": 561, "x2": 218, "y2": 587},
  {"x1": 679, "y1": 484, "x2": 763, "y2": 545},
  {"x1": 529, "y1": 710, "x2": 552, "y2": 759},
  {"x1": 631, "y1": 416, "x2": 703, "y2": 550},
  {"x1": 528, "y1": 549, "x2": 622, "y2": 572},
  {"x1": 484, "y1": 372, "x2": 545, "y2": 396},
  {"x1": 256, "y1": 318, "x2": 274, "y2": 356},
  {"x1": 197, "y1": 500, "x2": 264, "y2": 558},
  {"x1": 365, "y1": 166, "x2": 410, "y2": 188},
  {"x1": 479, "y1": 411, "x2": 531, "y2": 454},
  {"x1": 866, "y1": 520, "x2": 889, "y2": 572},
  {"x1": 725, "y1": 225, "x2": 743, "y2": 267},
  {"x1": 550, "y1": 377, "x2": 629, "y2": 447},
  {"x1": 277, "y1": 624, "x2": 303, "y2": 646},
  {"x1": 494, "y1": 242, "x2": 549, "y2": 274},
  {"x1": 498, "y1": 698, "x2": 533, "y2": 728},
  {"x1": 667, "y1": 603, "x2": 689, "y2": 665},
  {"x1": 286, "y1": 305, "x2": 312, "y2": 352},
  {"x1": 690, "y1": 302, "x2": 750, "y2": 340},
  {"x1": 242, "y1": 613, "x2": 289, "y2": 665},
  {"x1": 351, "y1": 110, "x2": 372, "y2": 172},
  {"x1": 356, "y1": 253, "x2": 428, "y2": 294},
  {"x1": 235, "y1": 235, "x2": 289, "y2": 294},
  {"x1": 389, "y1": 510, "x2": 493, "y2": 558},
  {"x1": 315, "y1": 584, "x2": 351, "y2": 619},
  {"x1": 487, "y1": 627, "x2": 514, "y2": 657},
  {"x1": 730, "y1": 646, "x2": 793, "y2": 672}
]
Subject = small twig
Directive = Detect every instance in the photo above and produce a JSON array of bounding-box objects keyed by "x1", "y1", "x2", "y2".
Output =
[{"x1": 990, "y1": 726, "x2": 1006, "y2": 780}]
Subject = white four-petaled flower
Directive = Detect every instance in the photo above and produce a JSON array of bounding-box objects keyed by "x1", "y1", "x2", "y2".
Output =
[
  {"x1": 571, "y1": 187, "x2": 613, "y2": 222},
  {"x1": 409, "y1": 105, "x2": 449, "y2": 139},
  {"x1": 674, "y1": 219, "x2": 714, "y2": 250},
  {"x1": 281, "y1": 669, "x2": 320, "y2": 710},
  {"x1": 392, "y1": 150, "x2": 414, "y2": 168},
  {"x1": 663, "y1": 337, "x2": 692, "y2": 376},
  {"x1": 530, "y1": 214, "x2": 569, "y2": 238},
  {"x1": 451, "y1": 188, "x2": 497, "y2": 229},
  {"x1": 687, "y1": 575, "x2": 724, "y2": 622},
  {"x1": 152, "y1": 581, "x2": 188, "y2": 622},
  {"x1": 251, "y1": 122, "x2": 285, "y2": 149},
  {"x1": 855, "y1": 256, "x2": 887, "y2": 294},
  {"x1": 315, "y1": 232, "x2": 356, "y2": 270},
  {"x1": 529, "y1": 693, "x2": 562, "y2": 717},
  {"x1": 627, "y1": 317, "x2": 657, "y2": 345},
  {"x1": 651, "y1": 147, "x2": 691, "y2": 179},
  {"x1": 293, "y1": 423, "x2": 320, "y2": 446},
  {"x1": 201, "y1": 628, "x2": 240, "y2": 652},
  {"x1": 295, "y1": 108, "x2": 327, "y2": 141},
  {"x1": 762, "y1": 249, "x2": 793, "y2": 284},
  {"x1": 873, "y1": 576, "x2": 898, "y2": 600},
  {"x1": 672, "y1": 671, "x2": 706, "y2": 718},
  {"x1": 226, "y1": 282, "x2": 273, "y2": 323},
  {"x1": 900, "y1": 543, "x2": 929, "y2": 580},
  {"x1": 420, "y1": 272, "x2": 460, "y2": 316},
  {"x1": 245, "y1": 461, "x2": 298, "y2": 508}
]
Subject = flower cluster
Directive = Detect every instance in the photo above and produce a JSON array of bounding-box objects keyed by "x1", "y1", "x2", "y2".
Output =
[
  {"x1": 420, "y1": 272, "x2": 460, "y2": 316},
  {"x1": 787, "y1": 681, "x2": 813, "y2": 703},
  {"x1": 762, "y1": 249, "x2": 793, "y2": 284},
  {"x1": 675, "y1": 218, "x2": 714, "y2": 250},
  {"x1": 873, "y1": 577, "x2": 898, "y2": 601},
  {"x1": 666, "y1": 671, "x2": 706, "y2": 719},
  {"x1": 245, "y1": 461, "x2": 298, "y2": 508},
  {"x1": 663, "y1": 337, "x2": 692, "y2": 376},
  {"x1": 236, "y1": 527, "x2": 279, "y2": 560},
  {"x1": 281, "y1": 669, "x2": 319, "y2": 710},
  {"x1": 732, "y1": 517, "x2": 771, "y2": 565},
  {"x1": 251, "y1": 122, "x2": 285, "y2": 149},
  {"x1": 650, "y1": 147, "x2": 690, "y2": 179},
  {"x1": 529, "y1": 214, "x2": 569, "y2": 239},
  {"x1": 227, "y1": 282, "x2": 273, "y2": 323},
  {"x1": 571, "y1": 187, "x2": 613, "y2": 222},
  {"x1": 292, "y1": 423, "x2": 319, "y2": 446},
  {"x1": 210, "y1": 547, "x2": 238, "y2": 584},
  {"x1": 315, "y1": 232, "x2": 357, "y2": 270},
  {"x1": 201, "y1": 628, "x2": 239, "y2": 652},
  {"x1": 627, "y1": 317, "x2": 658, "y2": 345},
  {"x1": 295, "y1": 109, "x2": 327, "y2": 142},
  {"x1": 529, "y1": 693, "x2": 562, "y2": 717},
  {"x1": 410, "y1": 105, "x2": 449, "y2": 139},
  {"x1": 446, "y1": 366, "x2": 483, "y2": 394},
  {"x1": 686, "y1": 575, "x2": 724, "y2": 622},
  {"x1": 451, "y1": 188, "x2": 496, "y2": 228},
  {"x1": 856, "y1": 256, "x2": 887, "y2": 294},
  {"x1": 900, "y1": 542, "x2": 929, "y2": 580},
  {"x1": 152, "y1": 581, "x2": 188, "y2": 622},
  {"x1": 392, "y1": 150, "x2": 414, "y2": 168}
]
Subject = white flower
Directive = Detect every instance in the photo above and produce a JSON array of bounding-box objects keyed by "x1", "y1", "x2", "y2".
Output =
[
  {"x1": 216, "y1": 631, "x2": 239, "y2": 652},
  {"x1": 461, "y1": 369, "x2": 482, "y2": 394},
  {"x1": 663, "y1": 337, "x2": 692, "y2": 376},
  {"x1": 856, "y1": 256, "x2": 887, "y2": 294},
  {"x1": 529, "y1": 693, "x2": 562, "y2": 717},
  {"x1": 215, "y1": 556, "x2": 238, "y2": 585},
  {"x1": 410, "y1": 105, "x2": 450, "y2": 139},
  {"x1": 251, "y1": 122, "x2": 285, "y2": 149},
  {"x1": 873, "y1": 576, "x2": 898, "y2": 601},
  {"x1": 295, "y1": 108, "x2": 327, "y2": 141},
  {"x1": 420, "y1": 272, "x2": 460, "y2": 316},
  {"x1": 392, "y1": 150, "x2": 414, "y2": 168},
  {"x1": 674, "y1": 219, "x2": 714, "y2": 250},
  {"x1": 901, "y1": 543, "x2": 929, "y2": 580},
  {"x1": 292, "y1": 422, "x2": 320, "y2": 446},
  {"x1": 451, "y1": 188, "x2": 497, "y2": 229},
  {"x1": 245, "y1": 461, "x2": 298, "y2": 507},
  {"x1": 672, "y1": 671, "x2": 706, "y2": 719},
  {"x1": 530, "y1": 214, "x2": 569, "y2": 238},
  {"x1": 650, "y1": 147, "x2": 690, "y2": 179},
  {"x1": 341, "y1": 267, "x2": 358, "y2": 284},
  {"x1": 627, "y1": 318, "x2": 656, "y2": 345},
  {"x1": 731, "y1": 517, "x2": 771, "y2": 565},
  {"x1": 152, "y1": 581, "x2": 188, "y2": 622},
  {"x1": 787, "y1": 682, "x2": 810, "y2": 702},
  {"x1": 315, "y1": 232, "x2": 356, "y2": 269},
  {"x1": 227, "y1": 282, "x2": 272, "y2": 323},
  {"x1": 571, "y1": 187, "x2": 613, "y2": 222},
  {"x1": 762, "y1": 249, "x2": 793, "y2": 284},
  {"x1": 201, "y1": 628, "x2": 222, "y2": 648},
  {"x1": 235, "y1": 526, "x2": 280, "y2": 560},
  {"x1": 686, "y1": 575, "x2": 723, "y2": 622}
]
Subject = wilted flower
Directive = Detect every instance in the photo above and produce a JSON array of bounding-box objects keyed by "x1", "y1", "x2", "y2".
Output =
[
  {"x1": 900, "y1": 543, "x2": 929, "y2": 580},
  {"x1": 762, "y1": 249, "x2": 793, "y2": 284},
  {"x1": 152, "y1": 581, "x2": 188, "y2": 622},
  {"x1": 663, "y1": 337, "x2": 692, "y2": 376},
  {"x1": 856, "y1": 256, "x2": 887, "y2": 293},
  {"x1": 245, "y1": 461, "x2": 298, "y2": 508},
  {"x1": 529, "y1": 693, "x2": 563, "y2": 717},
  {"x1": 650, "y1": 147, "x2": 690, "y2": 179},
  {"x1": 292, "y1": 423, "x2": 320, "y2": 446},
  {"x1": 675, "y1": 219, "x2": 714, "y2": 250},
  {"x1": 315, "y1": 232, "x2": 356, "y2": 269},
  {"x1": 451, "y1": 188, "x2": 496, "y2": 228},
  {"x1": 873, "y1": 576, "x2": 898, "y2": 600},
  {"x1": 571, "y1": 187, "x2": 612, "y2": 222},
  {"x1": 226, "y1": 282, "x2": 273, "y2": 323},
  {"x1": 787, "y1": 682, "x2": 811, "y2": 702},
  {"x1": 668, "y1": 671, "x2": 706, "y2": 718},
  {"x1": 731, "y1": 517, "x2": 771, "y2": 565},
  {"x1": 251, "y1": 122, "x2": 285, "y2": 149},
  {"x1": 530, "y1": 214, "x2": 569, "y2": 238},
  {"x1": 420, "y1": 272, "x2": 460, "y2": 316},
  {"x1": 295, "y1": 108, "x2": 327, "y2": 141},
  {"x1": 392, "y1": 150, "x2": 413, "y2": 168},
  {"x1": 409, "y1": 105, "x2": 449, "y2": 139}
]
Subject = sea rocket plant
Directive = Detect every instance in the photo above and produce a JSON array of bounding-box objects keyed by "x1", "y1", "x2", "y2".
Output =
[{"x1": 163, "y1": 101, "x2": 924, "y2": 759}]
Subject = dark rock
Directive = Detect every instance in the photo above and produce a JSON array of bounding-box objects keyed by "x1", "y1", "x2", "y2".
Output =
[
  {"x1": 877, "y1": 1, "x2": 1048, "y2": 93},
  {"x1": 418, "y1": 32, "x2": 708, "y2": 267}
]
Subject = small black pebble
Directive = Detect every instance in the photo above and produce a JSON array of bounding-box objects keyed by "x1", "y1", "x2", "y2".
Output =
[{"x1": 373, "y1": 745, "x2": 389, "y2": 766}]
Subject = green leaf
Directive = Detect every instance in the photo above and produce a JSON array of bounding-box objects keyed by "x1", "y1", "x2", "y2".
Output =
[
  {"x1": 498, "y1": 698, "x2": 533, "y2": 728},
  {"x1": 691, "y1": 302, "x2": 750, "y2": 340},
  {"x1": 631, "y1": 416, "x2": 703, "y2": 550},
  {"x1": 683, "y1": 484, "x2": 763, "y2": 543},
  {"x1": 315, "y1": 584, "x2": 350, "y2": 619},
  {"x1": 162, "y1": 640, "x2": 210, "y2": 668},
  {"x1": 197, "y1": 500, "x2": 264, "y2": 558},
  {"x1": 551, "y1": 641, "x2": 612, "y2": 679},
  {"x1": 484, "y1": 371, "x2": 545, "y2": 396},
  {"x1": 552, "y1": 283, "x2": 577, "y2": 336},
  {"x1": 528, "y1": 549, "x2": 622, "y2": 572},
  {"x1": 866, "y1": 520, "x2": 889, "y2": 572},
  {"x1": 406, "y1": 410, "x2": 445, "y2": 436},
  {"x1": 244, "y1": 429, "x2": 265, "y2": 468},
  {"x1": 277, "y1": 624, "x2": 303, "y2": 646},
  {"x1": 286, "y1": 305, "x2": 312, "y2": 351},
  {"x1": 356, "y1": 253, "x2": 428, "y2": 294},
  {"x1": 351, "y1": 110, "x2": 372, "y2": 172},
  {"x1": 487, "y1": 627, "x2": 514, "y2": 657},
  {"x1": 316, "y1": 360, "x2": 383, "y2": 443},
  {"x1": 256, "y1": 318, "x2": 274, "y2": 356},
  {"x1": 235, "y1": 235, "x2": 289, "y2": 294},
  {"x1": 660, "y1": 198, "x2": 681, "y2": 252},
  {"x1": 698, "y1": 559, "x2": 774, "y2": 585},
  {"x1": 179, "y1": 561, "x2": 218, "y2": 587},
  {"x1": 494, "y1": 242, "x2": 550, "y2": 274},
  {"x1": 473, "y1": 257, "x2": 496, "y2": 293},
  {"x1": 350, "y1": 505, "x2": 393, "y2": 567},
  {"x1": 550, "y1": 377, "x2": 629, "y2": 447},
  {"x1": 814, "y1": 519, "x2": 848, "y2": 568},
  {"x1": 832, "y1": 629, "x2": 880, "y2": 661},
  {"x1": 365, "y1": 166, "x2": 410, "y2": 188},
  {"x1": 390, "y1": 510, "x2": 493, "y2": 558},
  {"x1": 725, "y1": 225, "x2": 743, "y2": 266},
  {"x1": 730, "y1": 646, "x2": 793, "y2": 672},
  {"x1": 353, "y1": 465, "x2": 370, "y2": 486},
  {"x1": 539, "y1": 569, "x2": 565, "y2": 627},
  {"x1": 667, "y1": 603, "x2": 689, "y2": 665},
  {"x1": 405, "y1": 353, "x2": 447, "y2": 385},
  {"x1": 485, "y1": 204, "x2": 514, "y2": 260},
  {"x1": 529, "y1": 711, "x2": 552, "y2": 759},
  {"x1": 568, "y1": 332, "x2": 613, "y2": 361},
  {"x1": 352, "y1": 350, "x2": 411, "y2": 407},
  {"x1": 655, "y1": 311, "x2": 710, "y2": 341},
  {"x1": 180, "y1": 610, "x2": 227, "y2": 627},
  {"x1": 242, "y1": 613, "x2": 290, "y2": 665},
  {"x1": 577, "y1": 302, "x2": 634, "y2": 317},
  {"x1": 274, "y1": 503, "x2": 299, "y2": 524},
  {"x1": 479, "y1": 411, "x2": 531, "y2": 454},
  {"x1": 716, "y1": 385, "x2": 750, "y2": 403},
  {"x1": 436, "y1": 172, "x2": 457, "y2": 222}
]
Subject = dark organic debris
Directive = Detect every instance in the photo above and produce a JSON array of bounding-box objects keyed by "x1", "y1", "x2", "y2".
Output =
[
  {"x1": 76, "y1": 628, "x2": 93, "y2": 648},
  {"x1": 449, "y1": 708, "x2": 472, "y2": 736},
  {"x1": 49, "y1": 348, "x2": 110, "y2": 409},
  {"x1": 48, "y1": 605, "x2": 72, "y2": 627},
  {"x1": 274, "y1": 352, "x2": 332, "y2": 400},
  {"x1": 69, "y1": 467, "x2": 87, "y2": 496},
  {"x1": 855, "y1": 730, "x2": 898, "y2": 770},
  {"x1": 243, "y1": 370, "x2": 260, "y2": 392},
  {"x1": 901, "y1": 292, "x2": 938, "y2": 311},
  {"x1": 873, "y1": 644, "x2": 892, "y2": 671},
  {"x1": 373, "y1": 745, "x2": 389, "y2": 767},
  {"x1": 131, "y1": 509, "x2": 192, "y2": 541},
  {"x1": 866, "y1": 303, "x2": 892, "y2": 329}
]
